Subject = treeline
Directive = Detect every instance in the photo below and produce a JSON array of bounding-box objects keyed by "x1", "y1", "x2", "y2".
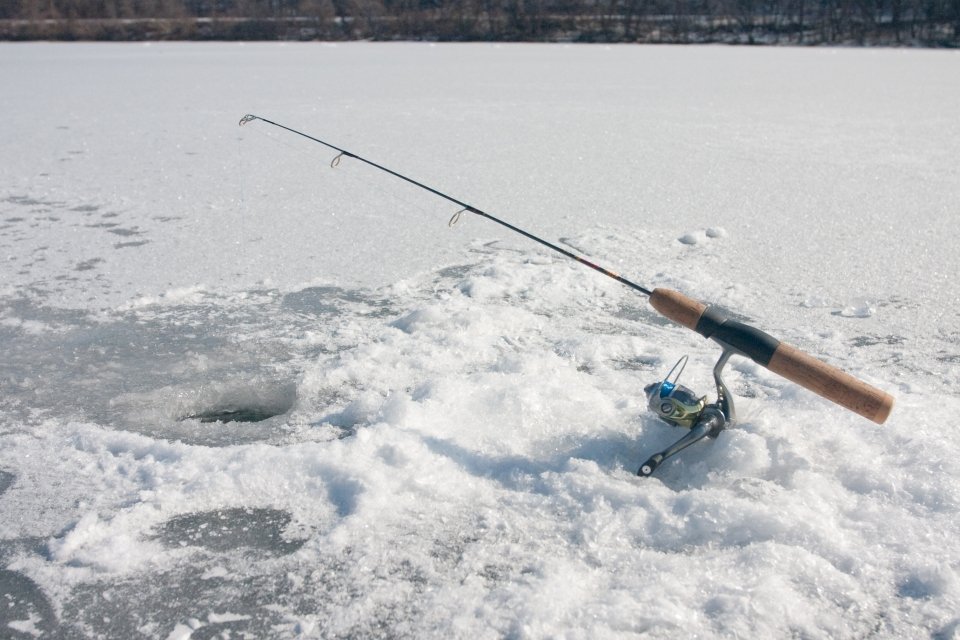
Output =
[{"x1": 1, "y1": 0, "x2": 958, "y2": 46}]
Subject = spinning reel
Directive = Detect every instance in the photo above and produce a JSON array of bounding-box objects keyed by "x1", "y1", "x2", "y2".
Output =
[{"x1": 637, "y1": 350, "x2": 736, "y2": 476}]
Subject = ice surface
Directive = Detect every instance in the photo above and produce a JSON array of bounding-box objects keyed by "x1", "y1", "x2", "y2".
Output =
[{"x1": 1, "y1": 42, "x2": 959, "y2": 638}]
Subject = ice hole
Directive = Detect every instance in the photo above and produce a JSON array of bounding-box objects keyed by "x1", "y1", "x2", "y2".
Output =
[
  {"x1": 177, "y1": 381, "x2": 296, "y2": 424},
  {"x1": 183, "y1": 407, "x2": 285, "y2": 423}
]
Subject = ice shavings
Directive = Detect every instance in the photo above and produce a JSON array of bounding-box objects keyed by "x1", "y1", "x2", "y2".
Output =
[
  {"x1": 207, "y1": 611, "x2": 252, "y2": 623},
  {"x1": 836, "y1": 300, "x2": 876, "y2": 318},
  {"x1": 2, "y1": 240, "x2": 957, "y2": 636},
  {"x1": 122, "y1": 285, "x2": 211, "y2": 310},
  {"x1": 47, "y1": 512, "x2": 164, "y2": 575},
  {"x1": 7, "y1": 613, "x2": 43, "y2": 638}
]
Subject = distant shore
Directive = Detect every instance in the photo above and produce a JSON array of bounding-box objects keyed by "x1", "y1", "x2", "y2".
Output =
[{"x1": 1, "y1": 15, "x2": 957, "y2": 47}]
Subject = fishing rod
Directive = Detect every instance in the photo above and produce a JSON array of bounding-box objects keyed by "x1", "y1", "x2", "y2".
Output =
[{"x1": 239, "y1": 114, "x2": 895, "y2": 475}]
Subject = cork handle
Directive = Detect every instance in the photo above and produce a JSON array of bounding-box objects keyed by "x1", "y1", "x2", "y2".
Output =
[
  {"x1": 767, "y1": 344, "x2": 893, "y2": 424},
  {"x1": 649, "y1": 288, "x2": 894, "y2": 424},
  {"x1": 649, "y1": 288, "x2": 706, "y2": 331}
]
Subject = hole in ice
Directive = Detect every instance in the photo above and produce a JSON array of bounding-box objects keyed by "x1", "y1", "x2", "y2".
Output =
[
  {"x1": 0, "y1": 569, "x2": 57, "y2": 637},
  {"x1": 153, "y1": 508, "x2": 307, "y2": 556},
  {"x1": 113, "y1": 377, "x2": 298, "y2": 446},
  {"x1": 177, "y1": 381, "x2": 296, "y2": 424},
  {"x1": 182, "y1": 407, "x2": 283, "y2": 424},
  {"x1": 281, "y1": 285, "x2": 395, "y2": 318},
  {"x1": 60, "y1": 550, "x2": 377, "y2": 637},
  {"x1": 63, "y1": 567, "x2": 278, "y2": 638},
  {"x1": 0, "y1": 470, "x2": 13, "y2": 496}
]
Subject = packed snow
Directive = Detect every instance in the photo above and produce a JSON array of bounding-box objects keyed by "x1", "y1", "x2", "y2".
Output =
[{"x1": 1, "y1": 42, "x2": 959, "y2": 638}]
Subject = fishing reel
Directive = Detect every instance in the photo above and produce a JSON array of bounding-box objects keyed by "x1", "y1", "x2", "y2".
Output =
[{"x1": 637, "y1": 350, "x2": 736, "y2": 476}]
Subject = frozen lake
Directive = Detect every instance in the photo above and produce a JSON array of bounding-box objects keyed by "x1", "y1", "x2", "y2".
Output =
[{"x1": 1, "y1": 42, "x2": 959, "y2": 638}]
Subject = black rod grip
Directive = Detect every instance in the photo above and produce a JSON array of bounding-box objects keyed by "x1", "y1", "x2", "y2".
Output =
[{"x1": 694, "y1": 307, "x2": 780, "y2": 366}]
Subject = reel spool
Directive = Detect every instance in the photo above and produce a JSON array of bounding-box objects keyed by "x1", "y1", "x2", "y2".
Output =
[{"x1": 638, "y1": 350, "x2": 736, "y2": 476}]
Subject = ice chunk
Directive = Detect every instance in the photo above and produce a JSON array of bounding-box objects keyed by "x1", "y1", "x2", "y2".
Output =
[
  {"x1": 837, "y1": 302, "x2": 875, "y2": 318},
  {"x1": 705, "y1": 226, "x2": 728, "y2": 238}
]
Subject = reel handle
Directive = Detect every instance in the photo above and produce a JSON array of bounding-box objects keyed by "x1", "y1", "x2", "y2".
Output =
[{"x1": 649, "y1": 288, "x2": 894, "y2": 424}]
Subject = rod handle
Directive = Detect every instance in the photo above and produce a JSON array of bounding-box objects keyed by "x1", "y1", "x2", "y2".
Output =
[
  {"x1": 649, "y1": 288, "x2": 894, "y2": 424},
  {"x1": 649, "y1": 287, "x2": 707, "y2": 330}
]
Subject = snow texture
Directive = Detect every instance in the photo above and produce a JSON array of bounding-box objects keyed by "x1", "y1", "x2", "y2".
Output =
[{"x1": 1, "y1": 42, "x2": 959, "y2": 639}]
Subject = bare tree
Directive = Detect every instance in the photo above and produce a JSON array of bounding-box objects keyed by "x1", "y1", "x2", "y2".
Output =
[{"x1": 3, "y1": 0, "x2": 957, "y2": 44}]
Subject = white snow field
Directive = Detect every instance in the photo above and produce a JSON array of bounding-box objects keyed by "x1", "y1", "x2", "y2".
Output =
[{"x1": 1, "y1": 42, "x2": 959, "y2": 639}]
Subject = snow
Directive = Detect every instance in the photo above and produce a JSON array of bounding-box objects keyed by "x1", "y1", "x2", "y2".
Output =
[{"x1": 1, "y1": 41, "x2": 959, "y2": 638}]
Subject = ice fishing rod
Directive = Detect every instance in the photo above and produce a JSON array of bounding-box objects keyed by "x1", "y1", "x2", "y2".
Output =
[{"x1": 239, "y1": 114, "x2": 894, "y2": 474}]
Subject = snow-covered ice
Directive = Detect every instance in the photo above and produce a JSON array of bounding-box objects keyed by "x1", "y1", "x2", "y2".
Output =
[{"x1": 1, "y1": 42, "x2": 959, "y2": 638}]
